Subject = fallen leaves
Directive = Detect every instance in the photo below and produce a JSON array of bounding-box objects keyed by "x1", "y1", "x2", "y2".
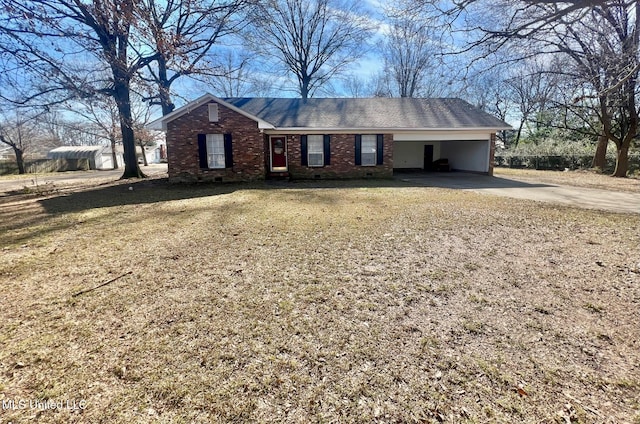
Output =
[{"x1": 0, "y1": 179, "x2": 638, "y2": 423}]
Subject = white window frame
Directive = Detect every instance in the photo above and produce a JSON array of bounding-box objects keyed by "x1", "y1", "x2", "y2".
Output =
[
  {"x1": 206, "y1": 134, "x2": 225, "y2": 169},
  {"x1": 361, "y1": 134, "x2": 377, "y2": 166},
  {"x1": 307, "y1": 135, "x2": 324, "y2": 167},
  {"x1": 208, "y1": 103, "x2": 219, "y2": 122}
]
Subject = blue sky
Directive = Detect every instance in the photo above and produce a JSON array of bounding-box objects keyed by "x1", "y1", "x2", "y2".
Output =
[
  {"x1": 174, "y1": 0, "x2": 393, "y2": 103},
  {"x1": 170, "y1": 0, "x2": 488, "y2": 106}
]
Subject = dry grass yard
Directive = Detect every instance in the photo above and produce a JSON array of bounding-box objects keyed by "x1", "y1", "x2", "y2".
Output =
[
  {"x1": 494, "y1": 168, "x2": 640, "y2": 193},
  {"x1": 1, "y1": 175, "x2": 639, "y2": 423}
]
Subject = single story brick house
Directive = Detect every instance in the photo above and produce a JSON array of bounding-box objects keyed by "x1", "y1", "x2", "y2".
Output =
[{"x1": 148, "y1": 94, "x2": 510, "y2": 182}]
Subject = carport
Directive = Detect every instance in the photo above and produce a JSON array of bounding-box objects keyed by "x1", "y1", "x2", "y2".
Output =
[{"x1": 393, "y1": 131, "x2": 495, "y2": 174}]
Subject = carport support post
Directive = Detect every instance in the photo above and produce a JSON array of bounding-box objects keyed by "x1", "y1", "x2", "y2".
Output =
[{"x1": 489, "y1": 133, "x2": 496, "y2": 176}]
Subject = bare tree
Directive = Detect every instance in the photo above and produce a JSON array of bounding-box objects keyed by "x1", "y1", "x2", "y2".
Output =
[
  {"x1": 131, "y1": 97, "x2": 161, "y2": 167},
  {"x1": 525, "y1": 74, "x2": 610, "y2": 168},
  {"x1": 244, "y1": 71, "x2": 286, "y2": 97},
  {"x1": 419, "y1": 1, "x2": 612, "y2": 51},
  {"x1": 0, "y1": 0, "x2": 161, "y2": 178},
  {"x1": 0, "y1": 110, "x2": 43, "y2": 174},
  {"x1": 431, "y1": 0, "x2": 639, "y2": 177},
  {"x1": 547, "y1": 2, "x2": 639, "y2": 177},
  {"x1": 369, "y1": 72, "x2": 394, "y2": 98},
  {"x1": 501, "y1": 60, "x2": 561, "y2": 146},
  {"x1": 66, "y1": 97, "x2": 122, "y2": 169},
  {"x1": 246, "y1": 0, "x2": 374, "y2": 98},
  {"x1": 208, "y1": 50, "x2": 253, "y2": 97},
  {"x1": 65, "y1": 86, "x2": 161, "y2": 169},
  {"x1": 383, "y1": 8, "x2": 437, "y2": 97},
  {"x1": 53, "y1": 121, "x2": 106, "y2": 147},
  {"x1": 137, "y1": 0, "x2": 250, "y2": 115},
  {"x1": 340, "y1": 73, "x2": 372, "y2": 98}
]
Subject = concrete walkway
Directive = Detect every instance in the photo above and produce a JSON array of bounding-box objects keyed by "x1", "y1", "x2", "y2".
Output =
[{"x1": 397, "y1": 172, "x2": 640, "y2": 214}]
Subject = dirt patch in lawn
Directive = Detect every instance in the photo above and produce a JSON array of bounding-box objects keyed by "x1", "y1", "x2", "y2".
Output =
[
  {"x1": 495, "y1": 167, "x2": 640, "y2": 193},
  {"x1": 1, "y1": 178, "x2": 639, "y2": 423}
]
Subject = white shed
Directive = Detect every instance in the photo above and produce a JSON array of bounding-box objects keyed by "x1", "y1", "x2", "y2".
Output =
[{"x1": 47, "y1": 146, "x2": 110, "y2": 170}]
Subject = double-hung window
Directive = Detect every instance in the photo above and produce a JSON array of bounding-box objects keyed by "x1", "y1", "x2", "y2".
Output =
[
  {"x1": 301, "y1": 135, "x2": 330, "y2": 167},
  {"x1": 307, "y1": 135, "x2": 324, "y2": 167},
  {"x1": 206, "y1": 134, "x2": 225, "y2": 169},
  {"x1": 361, "y1": 134, "x2": 377, "y2": 166},
  {"x1": 198, "y1": 133, "x2": 233, "y2": 169}
]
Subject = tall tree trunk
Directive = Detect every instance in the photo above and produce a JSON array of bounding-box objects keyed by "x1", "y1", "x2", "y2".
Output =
[
  {"x1": 113, "y1": 77, "x2": 144, "y2": 179},
  {"x1": 612, "y1": 143, "x2": 629, "y2": 177},
  {"x1": 14, "y1": 147, "x2": 25, "y2": 174},
  {"x1": 157, "y1": 57, "x2": 175, "y2": 115},
  {"x1": 300, "y1": 77, "x2": 310, "y2": 99},
  {"x1": 591, "y1": 134, "x2": 608, "y2": 171},
  {"x1": 110, "y1": 136, "x2": 119, "y2": 169},
  {"x1": 138, "y1": 142, "x2": 149, "y2": 166},
  {"x1": 514, "y1": 121, "x2": 524, "y2": 147}
]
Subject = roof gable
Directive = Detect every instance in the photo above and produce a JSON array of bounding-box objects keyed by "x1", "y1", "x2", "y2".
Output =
[{"x1": 147, "y1": 93, "x2": 275, "y2": 131}]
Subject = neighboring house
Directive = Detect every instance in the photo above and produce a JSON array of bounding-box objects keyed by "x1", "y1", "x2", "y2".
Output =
[
  {"x1": 0, "y1": 145, "x2": 14, "y2": 161},
  {"x1": 112, "y1": 145, "x2": 161, "y2": 167},
  {"x1": 148, "y1": 94, "x2": 511, "y2": 182},
  {"x1": 103, "y1": 148, "x2": 124, "y2": 169},
  {"x1": 145, "y1": 142, "x2": 167, "y2": 164}
]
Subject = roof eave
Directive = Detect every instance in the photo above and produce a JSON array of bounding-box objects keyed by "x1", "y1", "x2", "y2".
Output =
[{"x1": 265, "y1": 126, "x2": 512, "y2": 133}]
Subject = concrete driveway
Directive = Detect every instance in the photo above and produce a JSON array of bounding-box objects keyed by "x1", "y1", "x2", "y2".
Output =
[
  {"x1": 2, "y1": 166, "x2": 638, "y2": 214},
  {"x1": 397, "y1": 172, "x2": 640, "y2": 214}
]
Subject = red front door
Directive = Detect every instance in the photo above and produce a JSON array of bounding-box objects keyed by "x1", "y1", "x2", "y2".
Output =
[{"x1": 270, "y1": 136, "x2": 287, "y2": 171}]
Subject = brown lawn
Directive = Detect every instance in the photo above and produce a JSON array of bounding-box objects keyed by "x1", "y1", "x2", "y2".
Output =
[
  {"x1": 494, "y1": 167, "x2": 640, "y2": 193},
  {"x1": 1, "y1": 176, "x2": 639, "y2": 423}
]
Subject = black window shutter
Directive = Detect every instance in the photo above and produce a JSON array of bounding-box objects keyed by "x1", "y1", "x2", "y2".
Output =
[
  {"x1": 198, "y1": 134, "x2": 208, "y2": 169},
  {"x1": 224, "y1": 133, "x2": 233, "y2": 168},
  {"x1": 323, "y1": 135, "x2": 331, "y2": 165},
  {"x1": 354, "y1": 135, "x2": 362, "y2": 166},
  {"x1": 300, "y1": 135, "x2": 308, "y2": 166},
  {"x1": 376, "y1": 134, "x2": 384, "y2": 165}
]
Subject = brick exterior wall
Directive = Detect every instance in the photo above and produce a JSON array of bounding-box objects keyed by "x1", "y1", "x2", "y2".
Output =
[
  {"x1": 166, "y1": 99, "x2": 394, "y2": 182},
  {"x1": 280, "y1": 133, "x2": 393, "y2": 179},
  {"x1": 166, "y1": 101, "x2": 265, "y2": 182}
]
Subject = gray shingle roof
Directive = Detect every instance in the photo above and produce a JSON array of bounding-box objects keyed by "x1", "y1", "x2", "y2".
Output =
[{"x1": 223, "y1": 97, "x2": 509, "y2": 129}]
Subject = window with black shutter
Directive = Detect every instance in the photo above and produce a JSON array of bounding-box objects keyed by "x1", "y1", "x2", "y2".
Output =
[
  {"x1": 376, "y1": 134, "x2": 384, "y2": 165},
  {"x1": 323, "y1": 135, "x2": 331, "y2": 166},
  {"x1": 197, "y1": 133, "x2": 231, "y2": 169},
  {"x1": 198, "y1": 134, "x2": 208, "y2": 169},
  {"x1": 301, "y1": 135, "x2": 308, "y2": 166},
  {"x1": 224, "y1": 133, "x2": 233, "y2": 168}
]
